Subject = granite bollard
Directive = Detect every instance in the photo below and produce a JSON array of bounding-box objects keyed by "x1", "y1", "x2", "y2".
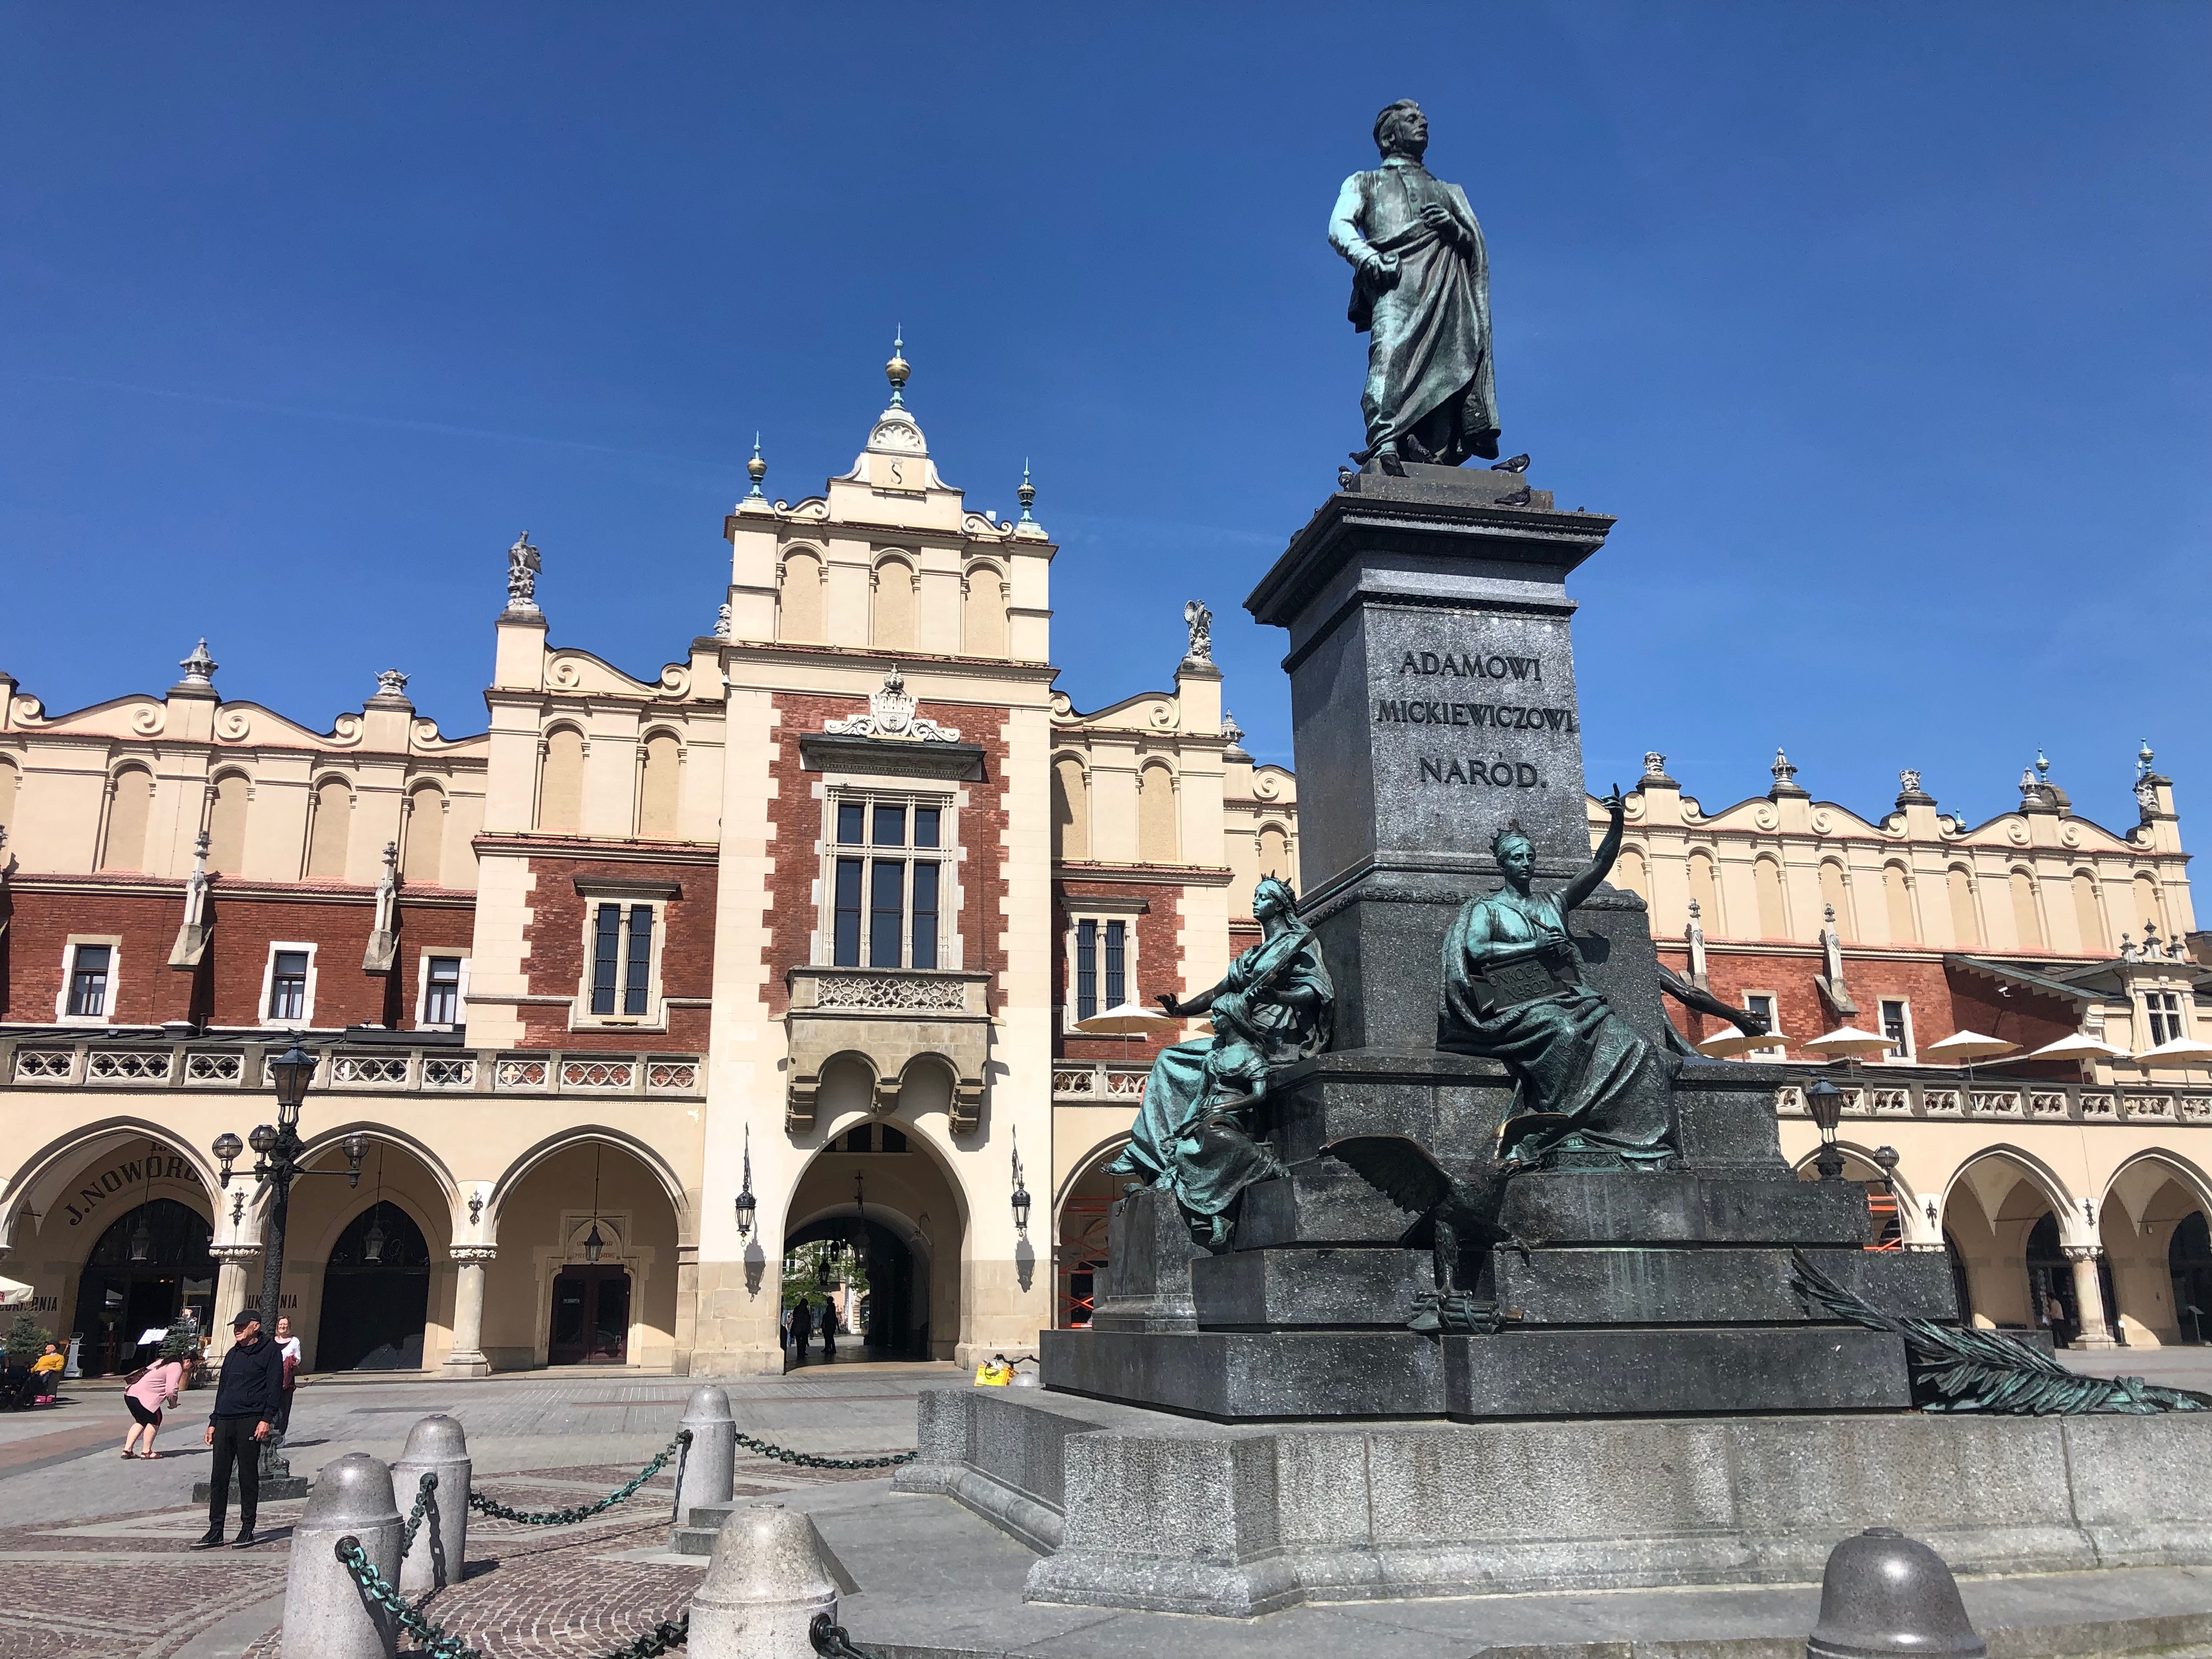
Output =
[
  {"x1": 391, "y1": 1414, "x2": 472, "y2": 1596},
  {"x1": 675, "y1": 1385, "x2": 737, "y2": 1534},
  {"x1": 284, "y1": 1453, "x2": 402, "y2": 1659},
  {"x1": 686, "y1": 1500, "x2": 839, "y2": 1659},
  {"x1": 1807, "y1": 1527, "x2": 1985, "y2": 1659}
]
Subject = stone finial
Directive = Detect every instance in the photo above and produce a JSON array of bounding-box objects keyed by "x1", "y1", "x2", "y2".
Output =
[
  {"x1": 1807, "y1": 1527, "x2": 1984, "y2": 1659},
  {"x1": 2138, "y1": 738, "x2": 2156, "y2": 778},
  {"x1": 1017, "y1": 461, "x2": 1037, "y2": 523},
  {"x1": 1183, "y1": 600, "x2": 1215, "y2": 665},
  {"x1": 885, "y1": 326, "x2": 909, "y2": 407},
  {"x1": 178, "y1": 639, "x2": 217, "y2": 687},
  {"x1": 505, "y1": 532, "x2": 541, "y2": 614},
  {"x1": 374, "y1": 669, "x2": 410, "y2": 700},
  {"x1": 1769, "y1": 747, "x2": 1808, "y2": 798},
  {"x1": 1222, "y1": 710, "x2": 1250, "y2": 760},
  {"x1": 746, "y1": 434, "x2": 766, "y2": 500}
]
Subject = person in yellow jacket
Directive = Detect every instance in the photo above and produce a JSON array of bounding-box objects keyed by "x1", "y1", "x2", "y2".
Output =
[{"x1": 29, "y1": 1343, "x2": 65, "y2": 1406}]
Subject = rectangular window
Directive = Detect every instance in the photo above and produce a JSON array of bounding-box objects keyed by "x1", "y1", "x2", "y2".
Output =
[
  {"x1": 591, "y1": 904, "x2": 623, "y2": 1015},
  {"x1": 1880, "y1": 998, "x2": 1912, "y2": 1059},
  {"x1": 869, "y1": 861, "x2": 906, "y2": 967},
  {"x1": 584, "y1": 901, "x2": 659, "y2": 1022},
  {"x1": 2149, "y1": 992, "x2": 2187, "y2": 1046},
  {"x1": 623, "y1": 905, "x2": 653, "y2": 1015},
  {"x1": 881, "y1": 1125, "x2": 909, "y2": 1152},
  {"x1": 268, "y1": 951, "x2": 309, "y2": 1020},
  {"x1": 822, "y1": 791, "x2": 952, "y2": 970},
  {"x1": 1743, "y1": 992, "x2": 1784, "y2": 1058},
  {"x1": 840, "y1": 1125, "x2": 873, "y2": 1153},
  {"x1": 911, "y1": 863, "x2": 940, "y2": 969},
  {"x1": 1104, "y1": 919, "x2": 1126, "y2": 1009},
  {"x1": 833, "y1": 859, "x2": 865, "y2": 967},
  {"x1": 424, "y1": 957, "x2": 462, "y2": 1025},
  {"x1": 1076, "y1": 919, "x2": 1098, "y2": 1023},
  {"x1": 67, "y1": 945, "x2": 111, "y2": 1018}
]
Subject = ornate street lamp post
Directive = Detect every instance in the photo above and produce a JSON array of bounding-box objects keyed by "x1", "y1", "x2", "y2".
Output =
[{"x1": 208, "y1": 1036, "x2": 365, "y2": 1484}]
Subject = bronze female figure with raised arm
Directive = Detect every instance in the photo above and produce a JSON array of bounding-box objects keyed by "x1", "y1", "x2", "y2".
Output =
[{"x1": 1439, "y1": 788, "x2": 1676, "y2": 1170}]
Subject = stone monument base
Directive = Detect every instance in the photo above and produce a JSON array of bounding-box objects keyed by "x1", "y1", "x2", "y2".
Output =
[{"x1": 895, "y1": 1384, "x2": 2212, "y2": 1618}]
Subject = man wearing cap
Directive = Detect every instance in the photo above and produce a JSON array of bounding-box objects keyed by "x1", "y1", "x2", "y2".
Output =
[{"x1": 194, "y1": 1309, "x2": 284, "y2": 1548}]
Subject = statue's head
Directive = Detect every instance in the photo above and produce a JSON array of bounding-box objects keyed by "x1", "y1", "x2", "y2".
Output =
[
  {"x1": 1373, "y1": 99, "x2": 1428, "y2": 161},
  {"x1": 1252, "y1": 876, "x2": 1297, "y2": 921},
  {"x1": 1491, "y1": 820, "x2": 1536, "y2": 885}
]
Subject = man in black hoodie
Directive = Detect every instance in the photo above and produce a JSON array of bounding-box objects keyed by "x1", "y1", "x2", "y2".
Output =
[{"x1": 195, "y1": 1308, "x2": 284, "y2": 1548}]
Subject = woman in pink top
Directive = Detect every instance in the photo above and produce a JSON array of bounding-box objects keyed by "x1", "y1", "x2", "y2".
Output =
[{"x1": 122, "y1": 1354, "x2": 186, "y2": 1459}]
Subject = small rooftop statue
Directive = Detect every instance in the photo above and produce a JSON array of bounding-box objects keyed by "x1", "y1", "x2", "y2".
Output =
[
  {"x1": 1329, "y1": 100, "x2": 1498, "y2": 475},
  {"x1": 374, "y1": 669, "x2": 410, "y2": 700},
  {"x1": 1182, "y1": 600, "x2": 1214, "y2": 665},
  {"x1": 505, "y1": 532, "x2": 541, "y2": 613}
]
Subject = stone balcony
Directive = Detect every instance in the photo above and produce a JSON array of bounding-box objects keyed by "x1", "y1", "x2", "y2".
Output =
[
  {"x1": 1772, "y1": 1070, "x2": 2212, "y2": 1127},
  {"x1": 0, "y1": 1032, "x2": 703, "y2": 1100},
  {"x1": 782, "y1": 966, "x2": 992, "y2": 1134}
]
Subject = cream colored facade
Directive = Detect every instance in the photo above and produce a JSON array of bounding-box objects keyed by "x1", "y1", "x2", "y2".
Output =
[
  {"x1": 1603, "y1": 749, "x2": 2212, "y2": 1351},
  {"x1": 0, "y1": 359, "x2": 1293, "y2": 1378}
]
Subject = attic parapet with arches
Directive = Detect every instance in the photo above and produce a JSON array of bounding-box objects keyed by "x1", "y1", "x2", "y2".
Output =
[
  {"x1": 0, "y1": 649, "x2": 487, "y2": 891},
  {"x1": 720, "y1": 354, "x2": 1053, "y2": 664},
  {"x1": 1606, "y1": 746, "x2": 2204, "y2": 1073}
]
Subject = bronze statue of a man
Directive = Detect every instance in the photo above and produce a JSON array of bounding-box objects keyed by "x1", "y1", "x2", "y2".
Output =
[{"x1": 1329, "y1": 100, "x2": 1499, "y2": 474}]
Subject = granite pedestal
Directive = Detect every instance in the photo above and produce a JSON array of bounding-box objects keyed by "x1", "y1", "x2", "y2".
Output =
[
  {"x1": 898, "y1": 1385, "x2": 2212, "y2": 1617},
  {"x1": 1041, "y1": 463, "x2": 1951, "y2": 1423}
]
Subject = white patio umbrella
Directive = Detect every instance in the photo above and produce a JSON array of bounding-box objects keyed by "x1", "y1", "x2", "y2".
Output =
[
  {"x1": 1073, "y1": 1002, "x2": 1183, "y2": 1036},
  {"x1": 2024, "y1": 1033, "x2": 2131, "y2": 1063},
  {"x1": 1801, "y1": 1026, "x2": 1898, "y2": 1060},
  {"x1": 2134, "y1": 1037, "x2": 2212, "y2": 1068},
  {"x1": 0, "y1": 1277, "x2": 31, "y2": 1307},
  {"x1": 1695, "y1": 1029, "x2": 1776, "y2": 1058},
  {"x1": 1920, "y1": 1030, "x2": 2020, "y2": 1063}
]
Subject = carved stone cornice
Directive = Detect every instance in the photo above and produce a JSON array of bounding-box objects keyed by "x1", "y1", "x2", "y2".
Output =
[{"x1": 449, "y1": 1245, "x2": 498, "y2": 1262}]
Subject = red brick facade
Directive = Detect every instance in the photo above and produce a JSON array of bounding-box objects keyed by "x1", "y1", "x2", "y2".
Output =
[
  {"x1": 1052, "y1": 873, "x2": 1190, "y2": 1063},
  {"x1": 491, "y1": 837, "x2": 720, "y2": 1052},
  {"x1": 1658, "y1": 943, "x2": 2084, "y2": 1071},
  {"x1": 3, "y1": 878, "x2": 472, "y2": 1030},
  {"x1": 761, "y1": 690, "x2": 1013, "y2": 1016}
]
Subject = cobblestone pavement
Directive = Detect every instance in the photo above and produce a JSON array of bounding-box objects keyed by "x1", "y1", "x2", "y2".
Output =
[{"x1": 0, "y1": 1363, "x2": 940, "y2": 1659}]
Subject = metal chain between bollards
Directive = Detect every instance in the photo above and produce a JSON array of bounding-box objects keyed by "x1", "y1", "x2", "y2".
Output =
[
  {"x1": 810, "y1": 1613, "x2": 884, "y2": 1658},
  {"x1": 334, "y1": 1534, "x2": 480, "y2": 1659},
  {"x1": 402, "y1": 1470, "x2": 438, "y2": 1555},
  {"x1": 466, "y1": 1430, "x2": 693, "y2": 1526},
  {"x1": 337, "y1": 1531, "x2": 692, "y2": 1659},
  {"x1": 733, "y1": 1432, "x2": 913, "y2": 1470}
]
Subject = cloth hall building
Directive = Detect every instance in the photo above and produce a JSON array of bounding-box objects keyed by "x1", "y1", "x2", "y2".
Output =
[
  {"x1": 2, "y1": 360, "x2": 2207, "y2": 1376},
  {"x1": 0, "y1": 364, "x2": 1297, "y2": 1378}
]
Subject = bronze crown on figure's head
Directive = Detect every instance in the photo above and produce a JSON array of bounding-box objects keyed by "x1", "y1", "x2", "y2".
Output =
[{"x1": 1490, "y1": 820, "x2": 1533, "y2": 860}]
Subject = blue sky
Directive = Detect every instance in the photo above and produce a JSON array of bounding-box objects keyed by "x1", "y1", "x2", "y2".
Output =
[{"x1": 4, "y1": 4, "x2": 2205, "y2": 838}]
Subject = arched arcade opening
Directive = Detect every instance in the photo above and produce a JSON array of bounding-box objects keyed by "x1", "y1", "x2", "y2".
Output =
[{"x1": 783, "y1": 1106, "x2": 964, "y2": 1365}]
